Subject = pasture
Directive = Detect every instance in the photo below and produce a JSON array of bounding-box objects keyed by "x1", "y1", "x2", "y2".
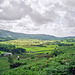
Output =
[{"x1": 0, "y1": 39, "x2": 75, "y2": 75}]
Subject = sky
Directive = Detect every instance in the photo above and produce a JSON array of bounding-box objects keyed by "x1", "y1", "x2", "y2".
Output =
[{"x1": 0, "y1": 0, "x2": 75, "y2": 37}]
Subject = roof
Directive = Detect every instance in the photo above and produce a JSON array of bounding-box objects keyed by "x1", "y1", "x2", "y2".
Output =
[{"x1": 3, "y1": 53, "x2": 12, "y2": 54}]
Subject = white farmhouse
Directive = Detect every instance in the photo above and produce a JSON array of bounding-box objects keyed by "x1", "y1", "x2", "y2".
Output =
[{"x1": 3, "y1": 52, "x2": 13, "y2": 56}]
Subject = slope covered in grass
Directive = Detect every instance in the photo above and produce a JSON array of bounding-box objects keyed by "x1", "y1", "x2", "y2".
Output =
[{"x1": 1, "y1": 46, "x2": 75, "y2": 75}]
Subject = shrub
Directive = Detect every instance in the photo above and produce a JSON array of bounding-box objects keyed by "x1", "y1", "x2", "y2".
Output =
[
  {"x1": 10, "y1": 61, "x2": 27, "y2": 69},
  {"x1": 51, "y1": 50, "x2": 64, "y2": 57},
  {"x1": 31, "y1": 56, "x2": 35, "y2": 59},
  {"x1": 31, "y1": 66, "x2": 39, "y2": 71},
  {"x1": 11, "y1": 48, "x2": 26, "y2": 54},
  {"x1": 10, "y1": 62, "x2": 22, "y2": 69},
  {"x1": 8, "y1": 56, "x2": 14, "y2": 64}
]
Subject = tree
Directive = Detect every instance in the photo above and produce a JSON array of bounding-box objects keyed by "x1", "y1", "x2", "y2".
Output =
[{"x1": 11, "y1": 48, "x2": 26, "y2": 54}]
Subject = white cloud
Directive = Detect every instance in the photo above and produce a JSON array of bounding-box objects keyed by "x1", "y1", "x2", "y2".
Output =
[
  {"x1": 0, "y1": 0, "x2": 75, "y2": 37},
  {"x1": 62, "y1": 0, "x2": 75, "y2": 9},
  {"x1": 0, "y1": 0, "x2": 4, "y2": 4}
]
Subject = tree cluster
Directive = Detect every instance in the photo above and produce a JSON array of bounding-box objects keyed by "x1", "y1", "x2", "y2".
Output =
[{"x1": 0, "y1": 44, "x2": 26, "y2": 54}]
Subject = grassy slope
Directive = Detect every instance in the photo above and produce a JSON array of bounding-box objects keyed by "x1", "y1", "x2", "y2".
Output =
[
  {"x1": 0, "y1": 39, "x2": 75, "y2": 75},
  {"x1": 0, "y1": 57, "x2": 10, "y2": 73},
  {"x1": 0, "y1": 39, "x2": 56, "y2": 54},
  {"x1": 1, "y1": 46, "x2": 75, "y2": 75}
]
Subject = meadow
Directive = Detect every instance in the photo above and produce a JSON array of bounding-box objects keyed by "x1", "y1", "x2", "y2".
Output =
[{"x1": 0, "y1": 38, "x2": 75, "y2": 75}]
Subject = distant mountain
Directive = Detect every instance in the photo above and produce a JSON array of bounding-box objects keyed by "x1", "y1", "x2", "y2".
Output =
[
  {"x1": 0, "y1": 29, "x2": 58, "y2": 40},
  {"x1": 0, "y1": 29, "x2": 75, "y2": 40}
]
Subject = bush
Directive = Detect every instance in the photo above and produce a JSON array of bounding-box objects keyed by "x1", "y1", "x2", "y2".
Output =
[
  {"x1": 10, "y1": 62, "x2": 22, "y2": 69},
  {"x1": 51, "y1": 50, "x2": 64, "y2": 57},
  {"x1": 0, "y1": 44, "x2": 15, "y2": 52},
  {"x1": 31, "y1": 66, "x2": 39, "y2": 71},
  {"x1": 10, "y1": 62, "x2": 27, "y2": 69},
  {"x1": 31, "y1": 56, "x2": 35, "y2": 59},
  {"x1": 8, "y1": 56, "x2": 14, "y2": 64},
  {"x1": 11, "y1": 48, "x2": 26, "y2": 54}
]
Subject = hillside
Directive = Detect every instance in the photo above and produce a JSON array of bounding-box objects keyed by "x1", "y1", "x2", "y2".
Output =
[
  {"x1": 0, "y1": 29, "x2": 58, "y2": 40},
  {"x1": 0, "y1": 29, "x2": 75, "y2": 40},
  {"x1": 0, "y1": 39, "x2": 75, "y2": 75}
]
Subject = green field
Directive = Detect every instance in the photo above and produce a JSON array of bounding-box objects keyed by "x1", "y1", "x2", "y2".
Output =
[
  {"x1": 0, "y1": 39, "x2": 75, "y2": 75},
  {"x1": 0, "y1": 39, "x2": 57, "y2": 54}
]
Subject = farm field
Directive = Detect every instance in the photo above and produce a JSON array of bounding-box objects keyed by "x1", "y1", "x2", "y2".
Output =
[
  {"x1": 0, "y1": 39, "x2": 57, "y2": 54},
  {"x1": 0, "y1": 38, "x2": 75, "y2": 75}
]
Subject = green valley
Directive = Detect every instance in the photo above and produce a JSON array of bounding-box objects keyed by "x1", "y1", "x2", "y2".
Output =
[{"x1": 0, "y1": 38, "x2": 75, "y2": 75}]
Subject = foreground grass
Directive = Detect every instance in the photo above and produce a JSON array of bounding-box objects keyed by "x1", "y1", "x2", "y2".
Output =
[
  {"x1": 0, "y1": 57, "x2": 10, "y2": 74},
  {"x1": 0, "y1": 46, "x2": 75, "y2": 75},
  {"x1": 0, "y1": 39, "x2": 75, "y2": 75}
]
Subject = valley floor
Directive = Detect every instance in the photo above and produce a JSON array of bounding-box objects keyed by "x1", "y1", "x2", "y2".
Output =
[{"x1": 0, "y1": 39, "x2": 75, "y2": 75}]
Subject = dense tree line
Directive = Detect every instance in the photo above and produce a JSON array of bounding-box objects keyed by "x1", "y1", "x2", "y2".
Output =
[
  {"x1": 0, "y1": 44, "x2": 15, "y2": 52},
  {"x1": 0, "y1": 44, "x2": 26, "y2": 54},
  {"x1": 66, "y1": 39, "x2": 75, "y2": 42},
  {"x1": 31, "y1": 44, "x2": 46, "y2": 47},
  {"x1": 11, "y1": 48, "x2": 26, "y2": 54},
  {"x1": 58, "y1": 43, "x2": 73, "y2": 46},
  {"x1": 0, "y1": 37, "x2": 14, "y2": 42},
  {"x1": 54, "y1": 41, "x2": 73, "y2": 46}
]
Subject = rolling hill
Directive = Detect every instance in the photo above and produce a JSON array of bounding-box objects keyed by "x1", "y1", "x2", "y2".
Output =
[
  {"x1": 0, "y1": 29, "x2": 75, "y2": 40},
  {"x1": 0, "y1": 29, "x2": 58, "y2": 40}
]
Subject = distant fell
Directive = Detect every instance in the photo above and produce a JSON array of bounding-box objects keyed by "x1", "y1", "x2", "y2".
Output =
[
  {"x1": 0, "y1": 29, "x2": 75, "y2": 40},
  {"x1": 0, "y1": 29, "x2": 58, "y2": 40}
]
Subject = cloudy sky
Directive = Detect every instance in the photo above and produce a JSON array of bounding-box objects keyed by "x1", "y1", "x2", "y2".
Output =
[{"x1": 0, "y1": 0, "x2": 75, "y2": 37}]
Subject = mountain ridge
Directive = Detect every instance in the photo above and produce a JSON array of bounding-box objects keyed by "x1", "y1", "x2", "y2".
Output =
[
  {"x1": 0, "y1": 29, "x2": 58, "y2": 40},
  {"x1": 0, "y1": 29, "x2": 75, "y2": 40}
]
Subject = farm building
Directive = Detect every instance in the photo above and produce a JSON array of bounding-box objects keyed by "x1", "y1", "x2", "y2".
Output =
[
  {"x1": 29, "y1": 51, "x2": 35, "y2": 53},
  {"x1": 0, "y1": 52, "x2": 13, "y2": 56}
]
